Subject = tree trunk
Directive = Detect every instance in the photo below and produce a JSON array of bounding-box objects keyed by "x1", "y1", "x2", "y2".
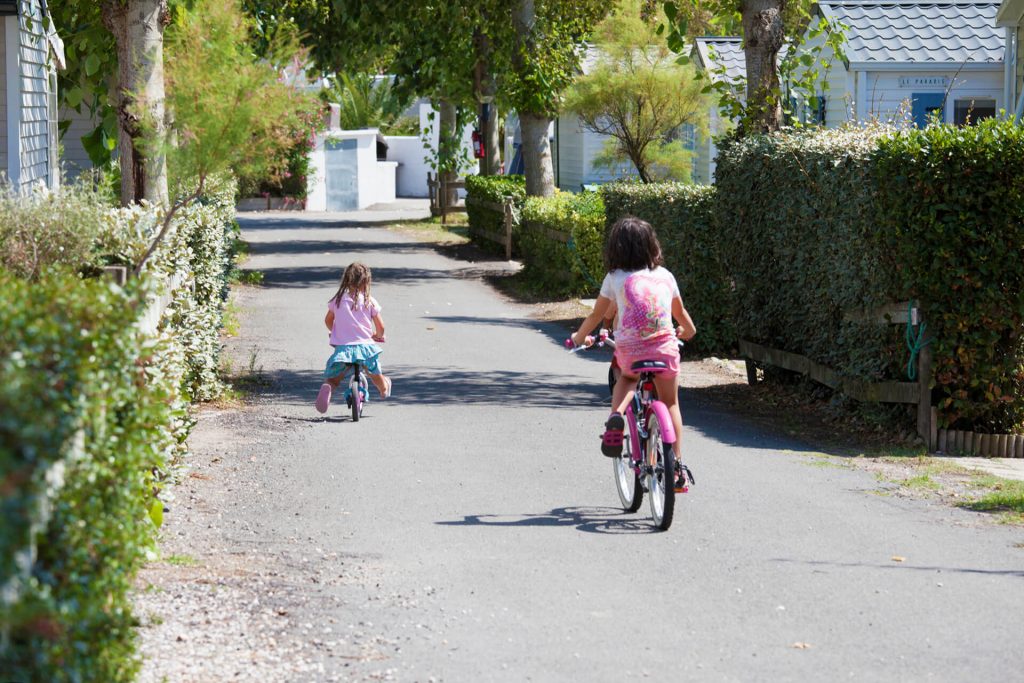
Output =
[
  {"x1": 474, "y1": 31, "x2": 501, "y2": 176},
  {"x1": 513, "y1": 0, "x2": 555, "y2": 197},
  {"x1": 102, "y1": 0, "x2": 169, "y2": 208},
  {"x1": 519, "y1": 112, "x2": 554, "y2": 197},
  {"x1": 438, "y1": 99, "x2": 459, "y2": 207},
  {"x1": 741, "y1": 0, "x2": 785, "y2": 134}
]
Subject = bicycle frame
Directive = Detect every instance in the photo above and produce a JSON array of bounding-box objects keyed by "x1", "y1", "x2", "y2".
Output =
[{"x1": 624, "y1": 373, "x2": 677, "y2": 479}]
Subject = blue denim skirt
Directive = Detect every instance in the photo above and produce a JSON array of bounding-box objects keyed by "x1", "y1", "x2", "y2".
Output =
[{"x1": 324, "y1": 343, "x2": 382, "y2": 378}]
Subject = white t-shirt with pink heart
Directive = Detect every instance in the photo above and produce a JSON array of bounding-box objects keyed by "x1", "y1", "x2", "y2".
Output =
[{"x1": 600, "y1": 266, "x2": 680, "y2": 358}]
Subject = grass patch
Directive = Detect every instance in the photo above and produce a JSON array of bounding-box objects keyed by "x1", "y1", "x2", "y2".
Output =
[
  {"x1": 222, "y1": 297, "x2": 241, "y2": 337},
  {"x1": 229, "y1": 268, "x2": 264, "y2": 286},
  {"x1": 900, "y1": 474, "x2": 940, "y2": 490},
  {"x1": 960, "y1": 477, "x2": 1024, "y2": 514},
  {"x1": 166, "y1": 554, "x2": 199, "y2": 567},
  {"x1": 392, "y1": 217, "x2": 470, "y2": 245}
]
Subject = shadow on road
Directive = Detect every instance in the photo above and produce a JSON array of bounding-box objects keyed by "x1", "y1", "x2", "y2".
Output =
[
  {"x1": 237, "y1": 217, "x2": 412, "y2": 231},
  {"x1": 260, "y1": 366, "x2": 609, "y2": 410},
  {"x1": 436, "y1": 506, "x2": 661, "y2": 535},
  {"x1": 247, "y1": 239, "x2": 442, "y2": 258},
  {"x1": 260, "y1": 265, "x2": 450, "y2": 289}
]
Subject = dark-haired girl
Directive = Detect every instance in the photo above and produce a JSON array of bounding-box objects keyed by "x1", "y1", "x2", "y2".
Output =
[
  {"x1": 315, "y1": 262, "x2": 392, "y2": 413},
  {"x1": 571, "y1": 217, "x2": 696, "y2": 487}
]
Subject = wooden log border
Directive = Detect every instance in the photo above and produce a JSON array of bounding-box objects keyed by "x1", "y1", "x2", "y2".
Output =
[{"x1": 933, "y1": 428, "x2": 1024, "y2": 457}]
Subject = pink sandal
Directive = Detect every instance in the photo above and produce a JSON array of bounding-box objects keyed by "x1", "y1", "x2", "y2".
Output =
[
  {"x1": 601, "y1": 413, "x2": 625, "y2": 458},
  {"x1": 315, "y1": 383, "x2": 332, "y2": 413}
]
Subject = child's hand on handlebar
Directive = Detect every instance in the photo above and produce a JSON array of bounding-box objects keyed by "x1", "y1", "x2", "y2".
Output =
[{"x1": 570, "y1": 331, "x2": 594, "y2": 348}]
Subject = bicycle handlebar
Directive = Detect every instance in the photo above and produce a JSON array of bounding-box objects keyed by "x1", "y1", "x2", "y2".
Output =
[{"x1": 565, "y1": 329, "x2": 685, "y2": 353}]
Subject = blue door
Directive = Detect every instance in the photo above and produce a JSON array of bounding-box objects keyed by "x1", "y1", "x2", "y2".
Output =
[
  {"x1": 325, "y1": 138, "x2": 359, "y2": 211},
  {"x1": 912, "y1": 93, "x2": 945, "y2": 128}
]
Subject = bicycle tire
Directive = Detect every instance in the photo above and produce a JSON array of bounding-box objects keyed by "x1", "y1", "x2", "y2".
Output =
[
  {"x1": 645, "y1": 410, "x2": 675, "y2": 530},
  {"x1": 613, "y1": 415, "x2": 643, "y2": 512},
  {"x1": 350, "y1": 368, "x2": 361, "y2": 422}
]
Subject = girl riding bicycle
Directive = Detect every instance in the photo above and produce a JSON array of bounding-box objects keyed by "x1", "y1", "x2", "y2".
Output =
[
  {"x1": 571, "y1": 217, "x2": 696, "y2": 483},
  {"x1": 315, "y1": 262, "x2": 392, "y2": 414}
]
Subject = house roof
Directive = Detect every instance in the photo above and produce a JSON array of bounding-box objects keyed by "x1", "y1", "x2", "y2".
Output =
[
  {"x1": 818, "y1": 1, "x2": 1004, "y2": 67},
  {"x1": 693, "y1": 37, "x2": 746, "y2": 84}
]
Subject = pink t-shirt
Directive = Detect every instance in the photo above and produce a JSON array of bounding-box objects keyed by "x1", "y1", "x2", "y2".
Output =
[
  {"x1": 328, "y1": 293, "x2": 381, "y2": 346},
  {"x1": 599, "y1": 267, "x2": 680, "y2": 356}
]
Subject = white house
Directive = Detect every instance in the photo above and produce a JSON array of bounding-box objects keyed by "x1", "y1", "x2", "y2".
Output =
[
  {"x1": 995, "y1": 0, "x2": 1024, "y2": 115},
  {"x1": 2, "y1": 0, "x2": 63, "y2": 191},
  {"x1": 691, "y1": 36, "x2": 746, "y2": 184},
  {"x1": 807, "y1": 0, "x2": 1004, "y2": 127}
]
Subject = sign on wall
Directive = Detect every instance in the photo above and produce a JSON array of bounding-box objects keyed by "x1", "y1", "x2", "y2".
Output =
[{"x1": 899, "y1": 76, "x2": 950, "y2": 89}]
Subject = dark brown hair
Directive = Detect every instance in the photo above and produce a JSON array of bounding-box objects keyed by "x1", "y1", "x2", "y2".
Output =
[
  {"x1": 604, "y1": 216, "x2": 663, "y2": 272},
  {"x1": 331, "y1": 262, "x2": 372, "y2": 309}
]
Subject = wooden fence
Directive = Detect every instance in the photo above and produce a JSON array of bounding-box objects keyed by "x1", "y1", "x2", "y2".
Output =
[
  {"x1": 465, "y1": 195, "x2": 516, "y2": 260},
  {"x1": 426, "y1": 172, "x2": 466, "y2": 225},
  {"x1": 741, "y1": 301, "x2": 937, "y2": 449}
]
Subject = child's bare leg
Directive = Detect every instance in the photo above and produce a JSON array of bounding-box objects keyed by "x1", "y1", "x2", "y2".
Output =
[
  {"x1": 326, "y1": 371, "x2": 345, "y2": 389},
  {"x1": 367, "y1": 372, "x2": 391, "y2": 397},
  {"x1": 652, "y1": 372, "x2": 683, "y2": 458},
  {"x1": 611, "y1": 373, "x2": 638, "y2": 416}
]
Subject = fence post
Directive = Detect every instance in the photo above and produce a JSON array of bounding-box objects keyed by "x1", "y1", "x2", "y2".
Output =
[
  {"x1": 502, "y1": 200, "x2": 513, "y2": 261},
  {"x1": 917, "y1": 342, "x2": 933, "y2": 450}
]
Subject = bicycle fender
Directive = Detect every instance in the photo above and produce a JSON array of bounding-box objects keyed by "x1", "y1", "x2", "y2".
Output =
[{"x1": 649, "y1": 401, "x2": 676, "y2": 444}]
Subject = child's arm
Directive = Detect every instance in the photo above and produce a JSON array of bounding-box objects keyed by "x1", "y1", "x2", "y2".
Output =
[
  {"x1": 371, "y1": 313, "x2": 386, "y2": 342},
  {"x1": 325, "y1": 309, "x2": 335, "y2": 332},
  {"x1": 672, "y1": 295, "x2": 697, "y2": 341},
  {"x1": 571, "y1": 296, "x2": 613, "y2": 347}
]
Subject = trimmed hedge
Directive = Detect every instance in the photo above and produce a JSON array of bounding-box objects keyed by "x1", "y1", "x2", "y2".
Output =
[
  {"x1": 1, "y1": 182, "x2": 238, "y2": 679},
  {"x1": 0, "y1": 271, "x2": 182, "y2": 682},
  {"x1": 464, "y1": 175, "x2": 525, "y2": 255},
  {"x1": 715, "y1": 121, "x2": 1024, "y2": 432},
  {"x1": 518, "y1": 191, "x2": 605, "y2": 296},
  {"x1": 874, "y1": 121, "x2": 1024, "y2": 431},
  {"x1": 601, "y1": 182, "x2": 730, "y2": 355}
]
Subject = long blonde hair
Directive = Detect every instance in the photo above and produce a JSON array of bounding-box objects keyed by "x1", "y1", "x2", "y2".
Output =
[{"x1": 331, "y1": 262, "x2": 372, "y2": 309}]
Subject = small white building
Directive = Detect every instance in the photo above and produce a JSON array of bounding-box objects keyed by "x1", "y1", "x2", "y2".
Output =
[
  {"x1": 691, "y1": 37, "x2": 746, "y2": 184},
  {"x1": 994, "y1": 0, "x2": 1024, "y2": 114},
  {"x1": 1, "y1": 0, "x2": 62, "y2": 191},
  {"x1": 807, "y1": 0, "x2": 1004, "y2": 127}
]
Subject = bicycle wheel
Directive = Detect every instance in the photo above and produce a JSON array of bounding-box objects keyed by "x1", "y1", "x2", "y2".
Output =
[
  {"x1": 613, "y1": 415, "x2": 643, "y2": 512},
  {"x1": 645, "y1": 410, "x2": 675, "y2": 530},
  {"x1": 350, "y1": 369, "x2": 361, "y2": 422}
]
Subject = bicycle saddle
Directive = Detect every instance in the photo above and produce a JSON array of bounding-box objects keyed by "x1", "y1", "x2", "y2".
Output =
[{"x1": 630, "y1": 360, "x2": 672, "y2": 373}]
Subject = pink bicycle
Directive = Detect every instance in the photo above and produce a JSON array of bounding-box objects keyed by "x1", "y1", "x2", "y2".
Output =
[{"x1": 569, "y1": 331, "x2": 693, "y2": 531}]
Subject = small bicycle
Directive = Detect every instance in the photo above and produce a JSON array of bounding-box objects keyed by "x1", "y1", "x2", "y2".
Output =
[
  {"x1": 342, "y1": 362, "x2": 370, "y2": 422},
  {"x1": 568, "y1": 331, "x2": 693, "y2": 531}
]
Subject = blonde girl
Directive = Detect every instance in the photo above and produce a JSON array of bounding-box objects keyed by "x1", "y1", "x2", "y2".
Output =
[{"x1": 315, "y1": 263, "x2": 392, "y2": 413}]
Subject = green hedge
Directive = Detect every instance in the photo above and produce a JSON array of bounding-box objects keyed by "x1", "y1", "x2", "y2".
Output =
[
  {"x1": 873, "y1": 121, "x2": 1024, "y2": 431},
  {"x1": 464, "y1": 175, "x2": 525, "y2": 255},
  {"x1": 715, "y1": 121, "x2": 1024, "y2": 432},
  {"x1": 519, "y1": 191, "x2": 605, "y2": 297},
  {"x1": 1, "y1": 181, "x2": 238, "y2": 679},
  {"x1": 601, "y1": 182, "x2": 730, "y2": 355},
  {"x1": 0, "y1": 271, "x2": 182, "y2": 682}
]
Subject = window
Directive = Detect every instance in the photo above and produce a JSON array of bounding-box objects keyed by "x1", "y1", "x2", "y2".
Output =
[
  {"x1": 954, "y1": 98, "x2": 997, "y2": 126},
  {"x1": 679, "y1": 124, "x2": 696, "y2": 151}
]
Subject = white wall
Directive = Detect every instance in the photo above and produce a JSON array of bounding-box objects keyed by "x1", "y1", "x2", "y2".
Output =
[
  {"x1": 555, "y1": 114, "x2": 584, "y2": 191},
  {"x1": 17, "y1": 0, "x2": 53, "y2": 189},
  {"x1": 307, "y1": 129, "x2": 397, "y2": 211},
  {"x1": 855, "y1": 69, "x2": 1004, "y2": 124},
  {"x1": 0, "y1": 19, "x2": 7, "y2": 175},
  {"x1": 385, "y1": 135, "x2": 430, "y2": 197},
  {"x1": 59, "y1": 106, "x2": 96, "y2": 180}
]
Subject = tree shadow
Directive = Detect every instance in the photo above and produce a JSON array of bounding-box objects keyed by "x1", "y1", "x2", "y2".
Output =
[
  {"x1": 771, "y1": 557, "x2": 1024, "y2": 578},
  {"x1": 436, "y1": 506, "x2": 662, "y2": 535},
  {"x1": 236, "y1": 216, "x2": 417, "y2": 232},
  {"x1": 247, "y1": 239, "x2": 443, "y2": 258},
  {"x1": 259, "y1": 265, "x2": 450, "y2": 289}
]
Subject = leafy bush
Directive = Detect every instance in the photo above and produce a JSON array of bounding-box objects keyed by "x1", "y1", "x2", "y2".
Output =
[
  {"x1": 715, "y1": 121, "x2": 1024, "y2": 432},
  {"x1": 601, "y1": 181, "x2": 730, "y2": 354},
  {"x1": 0, "y1": 270, "x2": 183, "y2": 682},
  {"x1": 519, "y1": 191, "x2": 605, "y2": 296},
  {"x1": 465, "y1": 175, "x2": 526, "y2": 255},
  {"x1": 0, "y1": 185, "x2": 115, "y2": 279},
  {"x1": 873, "y1": 120, "x2": 1024, "y2": 431}
]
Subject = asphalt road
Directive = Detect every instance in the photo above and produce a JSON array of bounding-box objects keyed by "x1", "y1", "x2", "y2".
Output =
[{"x1": 222, "y1": 210, "x2": 1024, "y2": 682}]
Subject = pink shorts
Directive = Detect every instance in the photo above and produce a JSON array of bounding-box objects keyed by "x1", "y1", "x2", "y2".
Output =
[{"x1": 614, "y1": 346, "x2": 680, "y2": 377}]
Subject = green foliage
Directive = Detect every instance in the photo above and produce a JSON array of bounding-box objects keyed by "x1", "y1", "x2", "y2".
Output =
[
  {"x1": 0, "y1": 185, "x2": 114, "y2": 279},
  {"x1": 0, "y1": 270, "x2": 182, "y2": 682},
  {"x1": 0, "y1": 180, "x2": 238, "y2": 679},
  {"x1": 518, "y1": 191, "x2": 606, "y2": 297},
  {"x1": 323, "y1": 73, "x2": 412, "y2": 131},
  {"x1": 565, "y1": 0, "x2": 707, "y2": 182},
  {"x1": 715, "y1": 121, "x2": 1024, "y2": 432},
  {"x1": 465, "y1": 175, "x2": 526, "y2": 256},
  {"x1": 164, "y1": 0, "x2": 322, "y2": 201},
  {"x1": 601, "y1": 181, "x2": 729, "y2": 354},
  {"x1": 715, "y1": 125, "x2": 903, "y2": 387},
  {"x1": 873, "y1": 120, "x2": 1024, "y2": 431}
]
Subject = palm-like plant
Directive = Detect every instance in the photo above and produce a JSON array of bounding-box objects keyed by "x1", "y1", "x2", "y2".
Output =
[{"x1": 325, "y1": 73, "x2": 412, "y2": 131}]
